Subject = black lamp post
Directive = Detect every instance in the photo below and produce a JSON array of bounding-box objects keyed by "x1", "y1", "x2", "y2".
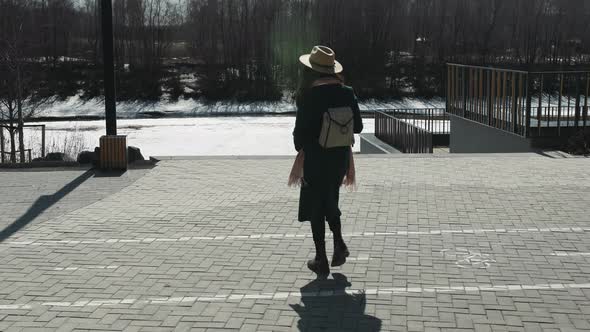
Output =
[{"x1": 101, "y1": 0, "x2": 117, "y2": 136}]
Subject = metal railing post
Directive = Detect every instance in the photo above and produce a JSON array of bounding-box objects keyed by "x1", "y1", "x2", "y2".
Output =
[
  {"x1": 525, "y1": 73, "x2": 532, "y2": 138},
  {"x1": 462, "y1": 67, "x2": 467, "y2": 118},
  {"x1": 486, "y1": 70, "x2": 494, "y2": 127},
  {"x1": 511, "y1": 72, "x2": 518, "y2": 133},
  {"x1": 575, "y1": 76, "x2": 581, "y2": 129},
  {"x1": 557, "y1": 74, "x2": 563, "y2": 136},
  {"x1": 41, "y1": 125, "x2": 46, "y2": 158},
  {"x1": 0, "y1": 126, "x2": 4, "y2": 164},
  {"x1": 445, "y1": 64, "x2": 451, "y2": 112},
  {"x1": 584, "y1": 74, "x2": 589, "y2": 128}
]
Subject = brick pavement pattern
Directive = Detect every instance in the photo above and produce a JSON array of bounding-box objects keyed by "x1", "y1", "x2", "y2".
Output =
[{"x1": 1, "y1": 155, "x2": 590, "y2": 331}]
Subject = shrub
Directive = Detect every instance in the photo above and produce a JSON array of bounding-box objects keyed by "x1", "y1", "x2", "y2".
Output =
[
  {"x1": 44, "y1": 128, "x2": 90, "y2": 161},
  {"x1": 568, "y1": 129, "x2": 590, "y2": 155}
]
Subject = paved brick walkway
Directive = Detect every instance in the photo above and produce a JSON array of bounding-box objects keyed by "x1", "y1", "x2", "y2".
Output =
[{"x1": 1, "y1": 155, "x2": 590, "y2": 331}]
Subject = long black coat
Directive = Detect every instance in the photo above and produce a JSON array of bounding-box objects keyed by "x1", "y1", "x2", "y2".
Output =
[{"x1": 293, "y1": 83, "x2": 363, "y2": 222}]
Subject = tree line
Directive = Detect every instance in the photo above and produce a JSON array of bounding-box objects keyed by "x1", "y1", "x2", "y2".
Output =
[
  {"x1": 1, "y1": 0, "x2": 589, "y2": 103},
  {"x1": 3, "y1": 0, "x2": 589, "y2": 162}
]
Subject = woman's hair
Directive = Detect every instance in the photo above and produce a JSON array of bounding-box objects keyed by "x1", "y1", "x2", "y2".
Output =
[{"x1": 295, "y1": 66, "x2": 344, "y2": 106}]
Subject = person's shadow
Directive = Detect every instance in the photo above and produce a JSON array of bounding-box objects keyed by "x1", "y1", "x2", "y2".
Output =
[{"x1": 290, "y1": 273, "x2": 382, "y2": 332}]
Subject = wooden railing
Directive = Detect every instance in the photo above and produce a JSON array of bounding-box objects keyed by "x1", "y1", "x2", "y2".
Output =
[
  {"x1": 375, "y1": 111, "x2": 433, "y2": 153},
  {"x1": 447, "y1": 64, "x2": 590, "y2": 138},
  {"x1": 528, "y1": 71, "x2": 590, "y2": 137},
  {"x1": 447, "y1": 64, "x2": 528, "y2": 136}
]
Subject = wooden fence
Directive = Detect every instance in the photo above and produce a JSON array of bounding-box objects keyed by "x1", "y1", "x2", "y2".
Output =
[
  {"x1": 375, "y1": 111, "x2": 433, "y2": 153},
  {"x1": 0, "y1": 124, "x2": 46, "y2": 164}
]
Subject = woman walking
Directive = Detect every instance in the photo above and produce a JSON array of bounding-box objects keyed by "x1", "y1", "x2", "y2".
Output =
[{"x1": 290, "y1": 46, "x2": 363, "y2": 277}]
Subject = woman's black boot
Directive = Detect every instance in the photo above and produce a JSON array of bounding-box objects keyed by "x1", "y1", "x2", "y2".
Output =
[
  {"x1": 331, "y1": 241, "x2": 350, "y2": 267},
  {"x1": 307, "y1": 241, "x2": 330, "y2": 277},
  {"x1": 329, "y1": 217, "x2": 349, "y2": 267}
]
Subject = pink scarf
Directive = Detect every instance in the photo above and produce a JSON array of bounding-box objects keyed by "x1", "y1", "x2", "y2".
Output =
[{"x1": 288, "y1": 148, "x2": 357, "y2": 190}]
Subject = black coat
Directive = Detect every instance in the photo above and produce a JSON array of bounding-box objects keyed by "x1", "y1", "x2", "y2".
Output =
[{"x1": 293, "y1": 83, "x2": 363, "y2": 222}]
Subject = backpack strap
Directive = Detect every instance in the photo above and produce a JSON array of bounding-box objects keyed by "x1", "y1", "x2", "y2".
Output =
[{"x1": 326, "y1": 109, "x2": 354, "y2": 127}]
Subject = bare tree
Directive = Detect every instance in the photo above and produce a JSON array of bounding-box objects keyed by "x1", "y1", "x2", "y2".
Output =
[
  {"x1": 0, "y1": 0, "x2": 50, "y2": 163},
  {"x1": 3, "y1": 0, "x2": 590, "y2": 105},
  {"x1": 0, "y1": 0, "x2": 30, "y2": 163}
]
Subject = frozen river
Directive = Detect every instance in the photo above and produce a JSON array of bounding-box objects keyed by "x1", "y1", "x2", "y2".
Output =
[
  {"x1": 14, "y1": 96, "x2": 442, "y2": 159},
  {"x1": 32, "y1": 117, "x2": 376, "y2": 158}
]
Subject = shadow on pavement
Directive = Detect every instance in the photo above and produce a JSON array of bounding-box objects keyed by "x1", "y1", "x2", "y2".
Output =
[
  {"x1": 290, "y1": 273, "x2": 382, "y2": 332},
  {"x1": 93, "y1": 170, "x2": 127, "y2": 178},
  {"x1": 0, "y1": 170, "x2": 95, "y2": 243}
]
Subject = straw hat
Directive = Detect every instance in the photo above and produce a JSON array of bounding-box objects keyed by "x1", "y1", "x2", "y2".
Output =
[{"x1": 299, "y1": 46, "x2": 343, "y2": 74}]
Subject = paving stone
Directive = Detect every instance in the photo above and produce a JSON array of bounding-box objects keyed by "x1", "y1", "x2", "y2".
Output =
[{"x1": 0, "y1": 156, "x2": 589, "y2": 331}]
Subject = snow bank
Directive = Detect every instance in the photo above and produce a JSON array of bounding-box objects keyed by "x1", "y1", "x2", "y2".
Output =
[
  {"x1": 33, "y1": 96, "x2": 445, "y2": 119},
  {"x1": 39, "y1": 117, "x2": 376, "y2": 158}
]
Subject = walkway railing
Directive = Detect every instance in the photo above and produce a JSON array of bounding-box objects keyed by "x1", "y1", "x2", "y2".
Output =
[
  {"x1": 373, "y1": 108, "x2": 449, "y2": 134},
  {"x1": 528, "y1": 71, "x2": 590, "y2": 137},
  {"x1": 375, "y1": 111, "x2": 433, "y2": 153},
  {"x1": 1, "y1": 150, "x2": 32, "y2": 163},
  {"x1": 447, "y1": 63, "x2": 590, "y2": 138},
  {"x1": 447, "y1": 64, "x2": 528, "y2": 136}
]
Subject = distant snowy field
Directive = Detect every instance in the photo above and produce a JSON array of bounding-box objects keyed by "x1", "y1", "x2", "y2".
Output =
[{"x1": 38, "y1": 117, "x2": 375, "y2": 158}]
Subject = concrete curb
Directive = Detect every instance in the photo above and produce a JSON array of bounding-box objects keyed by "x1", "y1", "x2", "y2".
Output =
[
  {"x1": 0, "y1": 160, "x2": 158, "y2": 171},
  {"x1": 0, "y1": 161, "x2": 83, "y2": 169}
]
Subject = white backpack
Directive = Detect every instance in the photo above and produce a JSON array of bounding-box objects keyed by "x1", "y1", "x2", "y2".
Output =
[{"x1": 319, "y1": 107, "x2": 355, "y2": 148}]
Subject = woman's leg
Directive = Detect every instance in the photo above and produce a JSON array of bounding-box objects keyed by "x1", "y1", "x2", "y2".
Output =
[
  {"x1": 328, "y1": 215, "x2": 349, "y2": 267},
  {"x1": 327, "y1": 215, "x2": 344, "y2": 246},
  {"x1": 311, "y1": 216, "x2": 326, "y2": 248},
  {"x1": 326, "y1": 184, "x2": 348, "y2": 253},
  {"x1": 308, "y1": 217, "x2": 329, "y2": 276}
]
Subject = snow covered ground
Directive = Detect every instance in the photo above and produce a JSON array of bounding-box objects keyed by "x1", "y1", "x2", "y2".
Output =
[
  {"x1": 14, "y1": 96, "x2": 438, "y2": 158},
  {"x1": 32, "y1": 96, "x2": 445, "y2": 118},
  {"x1": 35, "y1": 117, "x2": 376, "y2": 158},
  {"x1": 13, "y1": 90, "x2": 587, "y2": 160},
  {"x1": 529, "y1": 119, "x2": 590, "y2": 127}
]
